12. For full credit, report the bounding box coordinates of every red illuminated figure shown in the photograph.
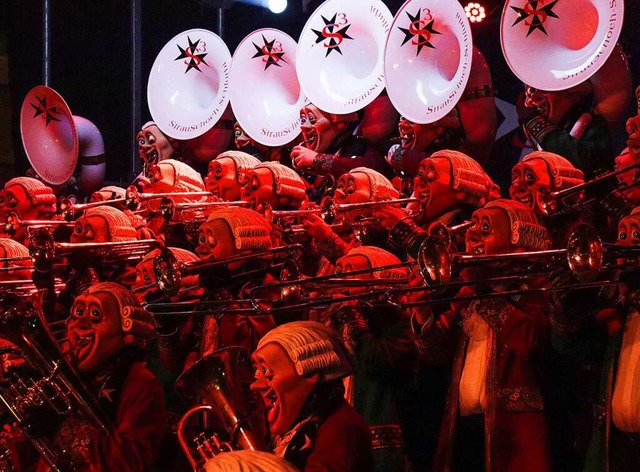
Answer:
[0,177,57,245]
[412,199,552,471]
[250,321,373,471]
[204,151,260,202]
[290,104,383,177]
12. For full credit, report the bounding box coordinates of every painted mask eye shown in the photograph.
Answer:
[138,137,146,146]
[619,231,627,241]
[525,171,535,181]
[633,230,640,239]
[90,308,101,322]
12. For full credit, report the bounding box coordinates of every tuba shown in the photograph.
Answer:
[229,28,306,148]
[175,347,265,471]
[0,296,112,471]
[20,85,106,196]
[296,0,392,115]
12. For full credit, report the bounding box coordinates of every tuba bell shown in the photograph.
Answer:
[0,296,112,471]
[175,347,265,471]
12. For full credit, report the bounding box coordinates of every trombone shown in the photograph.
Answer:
[148,244,303,299]
[3,212,74,237]
[124,186,214,211]
[385,225,634,306]
[159,197,249,223]
[27,227,160,272]
[58,196,126,221]
[537,161,640,216]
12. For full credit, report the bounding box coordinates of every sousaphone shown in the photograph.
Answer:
[147,28,232,141]
[20,85,106,196]
[500,0,624,91]
[384,0,473,124]
[229,28,306,147]
[296,0,393,114]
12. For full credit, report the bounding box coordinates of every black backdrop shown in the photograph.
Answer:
[5,0,640,186]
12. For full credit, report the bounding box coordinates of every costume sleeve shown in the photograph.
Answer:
[305,413,373,472]
[388,146,426,177]
[92,366,167,471]
[311,142,384,177]
[351,318,417,379]
[526,117,613,177]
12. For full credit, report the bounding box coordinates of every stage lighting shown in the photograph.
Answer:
[464,2,486,23]
[268,0,287,13]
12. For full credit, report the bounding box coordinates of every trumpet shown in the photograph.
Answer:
[159,197,249,223]
[537,161,640,216]
[0,297,112,471]
[59,196,126,221]
[124,186,214,211]
[175,347,265,471]
[27,227,160,272]
[3,212,74,237]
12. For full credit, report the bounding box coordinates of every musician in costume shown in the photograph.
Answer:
[204,150,261,202]
[135,158,207,239]
[250,320,373,471]
[0,177,57,245]
[518,83,615,178]
[290,103,383,178]
[136,121,176,175]
[412,199,553,471]
[377,150,500,256]
[322,246,418,472]
[510,151,585,247]
[549,206,640,472]
[89,185,127,207]
[303,167,400,275]
[5,283,165,471]
[386,47,497,180]
[240,161,307,212]
[187,207,276,362]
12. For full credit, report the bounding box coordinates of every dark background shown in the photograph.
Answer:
[3,0,639,187]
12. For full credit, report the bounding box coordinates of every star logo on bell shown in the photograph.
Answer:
[174,36,209,73]
[510,0,559,37]
[252,35,287,70]
[398,8,442,56]
[311,13,354,57]
[30,95,61,127]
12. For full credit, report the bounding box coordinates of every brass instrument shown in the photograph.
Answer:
[247,259,409,313]
[59,196,126,221]
[427,220,474,248]
[159,197,248,223]
[27,227,159,272]
[537,161,640,216]
[3,212,74,237]
[150,245,302,299]
[124,186,214,211]
[0,297,112,471]
[175,347,265,471]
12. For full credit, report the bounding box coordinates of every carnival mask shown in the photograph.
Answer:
[509,159,552,213]
[617,213,640,246]
[70,215,111,243]
[413,157,462,223]
[205,158,242,201]
[465,207,514,256]
[250,342,318,436]
[300,105,342,153]
[398,116,444,151]
[626,114,640,160]
[136,124,174,168]
[67,291,126,372]
[234,123,253,150]
[195,219,237,261]
[240,169,278,210]
[524,86,579,125]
